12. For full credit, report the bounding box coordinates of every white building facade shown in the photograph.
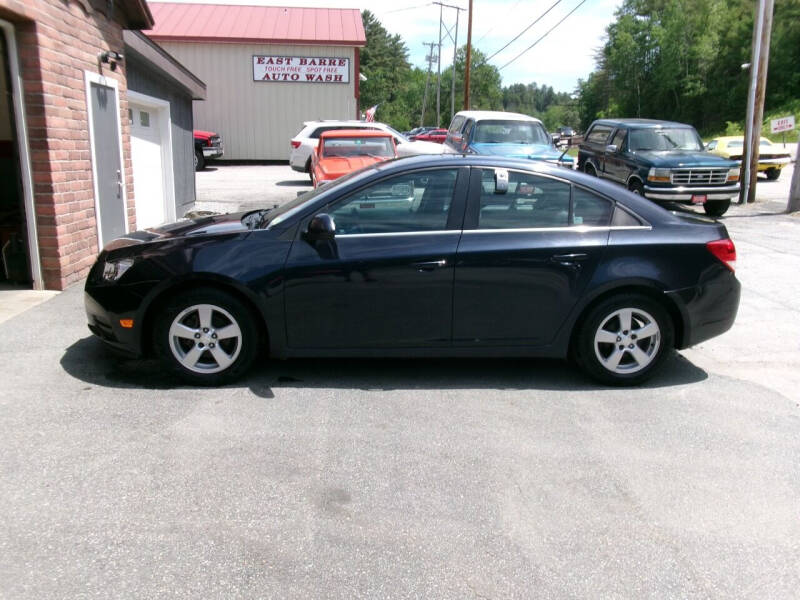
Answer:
[147,3,366,161]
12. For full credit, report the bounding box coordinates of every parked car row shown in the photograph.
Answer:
[202,111,781,219]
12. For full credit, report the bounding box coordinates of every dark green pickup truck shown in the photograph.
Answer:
[577,119,740,216]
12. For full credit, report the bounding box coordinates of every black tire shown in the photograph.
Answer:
[194,149,205,171]
[584,162,597,176]
[703,199,730,217]
[765,168,781,181]
[628,179,644,195]
[574,293,674,386]
[306,158,314,183]
[153,287,260,386]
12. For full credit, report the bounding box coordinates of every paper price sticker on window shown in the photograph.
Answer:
[253,56,350,83]
[770,116,795,134]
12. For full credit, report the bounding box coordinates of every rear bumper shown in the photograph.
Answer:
[644,183,740,201]
[667,271,741,349]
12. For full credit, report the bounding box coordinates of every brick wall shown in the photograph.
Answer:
[0,0,138,289]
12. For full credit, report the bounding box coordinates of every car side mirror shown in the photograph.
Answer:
[494,169,509,194]
[305,213,336,241]
[605,144,618,154]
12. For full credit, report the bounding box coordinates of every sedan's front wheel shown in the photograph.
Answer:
[575,294,673,385]
[154,288,259,385]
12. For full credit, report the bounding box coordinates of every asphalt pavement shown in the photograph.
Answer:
[1,161,799,598]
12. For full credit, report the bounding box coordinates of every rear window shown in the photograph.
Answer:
[586,124,613,144]
[311,125,373,139]
[322,136,395,158]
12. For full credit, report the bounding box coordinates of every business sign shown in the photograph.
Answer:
[770,115,795,133]
[253,56,350,83]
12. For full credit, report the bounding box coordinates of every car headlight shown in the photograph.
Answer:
[102,257,134,281]
[727,167,740,182]
[647,167,671,182]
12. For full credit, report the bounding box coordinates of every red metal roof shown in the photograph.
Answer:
[145,3,366,46]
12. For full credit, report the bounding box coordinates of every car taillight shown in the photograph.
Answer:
[706,238,736,272]
[291,140,301,149]
[206,138,213,147]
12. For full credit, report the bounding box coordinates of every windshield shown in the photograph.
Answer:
[473,120,551,145]
[629,127,703,151]
[322,136,395,158]
[261,167,380,229]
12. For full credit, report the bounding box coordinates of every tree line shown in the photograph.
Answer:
[359,11,577,132]
[361,3,798,137]
[578,0,799,135]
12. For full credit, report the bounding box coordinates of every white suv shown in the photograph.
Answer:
[290,120,444,178]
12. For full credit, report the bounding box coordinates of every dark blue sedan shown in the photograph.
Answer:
[85,155,740,386]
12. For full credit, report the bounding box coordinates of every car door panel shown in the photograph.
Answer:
[283,167,468,349]
[453,168,609,346]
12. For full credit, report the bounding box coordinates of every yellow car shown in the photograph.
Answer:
[706,136,792,180]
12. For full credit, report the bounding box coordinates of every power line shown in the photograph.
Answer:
[498,0,588,70]
[475,0,522,43]
[484,0,563,63]
[382,3,432,14]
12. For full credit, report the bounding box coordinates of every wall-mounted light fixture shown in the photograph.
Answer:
[98,50,124,72]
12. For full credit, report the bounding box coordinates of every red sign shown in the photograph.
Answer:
[253,56,350,83]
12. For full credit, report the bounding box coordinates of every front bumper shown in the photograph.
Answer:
[203,146,224,159]
[644,183,740,201]
[84,289,142,357]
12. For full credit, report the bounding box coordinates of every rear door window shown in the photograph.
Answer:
[476,170,570,229]
[586,124,613,145]
[573,187,613,226]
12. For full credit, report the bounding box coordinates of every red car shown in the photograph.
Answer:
[311,129,397,187]
[410,128,448,143]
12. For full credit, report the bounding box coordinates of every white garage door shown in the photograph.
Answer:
[130,102,167,229]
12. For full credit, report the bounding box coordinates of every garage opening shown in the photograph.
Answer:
[0,28,31,288]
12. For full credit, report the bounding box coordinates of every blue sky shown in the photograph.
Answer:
[150,0,621,92]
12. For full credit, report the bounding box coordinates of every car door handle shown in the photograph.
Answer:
[550,253,589,263]
[413,259,447,271]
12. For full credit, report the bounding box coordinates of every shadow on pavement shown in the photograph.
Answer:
[61,336,707,397]
[276,179,312,187]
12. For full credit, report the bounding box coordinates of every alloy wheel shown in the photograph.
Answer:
[168,303,242,374]
[593,307,661,374]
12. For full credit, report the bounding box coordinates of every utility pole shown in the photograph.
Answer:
[464,0,473,110]
[421,42,438,126]
[789,134,800,212]
[432,2,465,126]
[436,2,443,127]
[741,0,775,204]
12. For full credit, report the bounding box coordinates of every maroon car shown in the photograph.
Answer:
[410,128,448,143]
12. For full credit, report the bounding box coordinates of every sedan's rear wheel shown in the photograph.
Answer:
[154,288,259,385]
[765,168,781,181]
[575,294,673,385]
